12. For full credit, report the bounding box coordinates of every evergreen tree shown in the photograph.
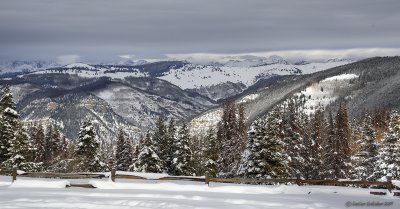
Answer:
[171,123,194,176]
[3,127,34,171]
[0,86,18,165]
[282,99,306,177]
[352,113,379,180]
[238,103,247,152]
[237,123,256,178]
[203,127,219,177]
[51,126,62,158]
[217,101,241,176]
[44,125,54,166]
[74,120,105,172]
[165,119,176,173]
[33,124,46,164]
[240,110,289,178]
[135,132,163,173]
[152,116,168,170]
[322,111,337,179]
[59,135,69,159]
[115,129,133,171]
[372,111,400,179]
[334,103,352,178]
[304,110,325,179]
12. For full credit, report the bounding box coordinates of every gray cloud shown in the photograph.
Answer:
[0,0,399,62]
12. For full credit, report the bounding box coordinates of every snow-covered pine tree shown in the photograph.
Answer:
[59,135,69,159]
[44,124,54,166]
[282,99,306,177]
[135,131,163,173]
[217,101,241,176]
[304,109,325,179]
[237,120,257,177]
[203,127,219,177]
[240,109,289,178]
[334,103,352,179]
[238,103,247,152]
[115,129,133,171]
[372,111,400,179]
[51,126,62,159]
[352,113,379,180]
[74,120,105,172]
[33,124,46,164]
[171,123,194,176]
[0,87,39,172]
[165,119,176,173]
[322,111,337,179]
[152,116,168,170]
[0,86,18,167]
[3,126,37,171]
[130,135,144,171]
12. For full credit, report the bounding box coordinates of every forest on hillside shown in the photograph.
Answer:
[1,85,399,181]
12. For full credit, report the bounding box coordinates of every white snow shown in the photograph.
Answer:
[32,66,148,79]
[159,61,351,90]
[65,63,96,70]
[322,73,359,82]
[238,93,259,103]
[0,175,398,209]
[294,74,359,114]
[113,171,169,180]
[9,179,70,188]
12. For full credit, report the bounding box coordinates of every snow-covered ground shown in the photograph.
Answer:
[295,73,359,114]
[160,61,351,90]
[0,175,398,209]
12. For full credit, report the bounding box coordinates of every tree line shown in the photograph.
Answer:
[1,85,399,181]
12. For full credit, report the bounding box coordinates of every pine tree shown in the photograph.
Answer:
[115,129,133,171]
[322,111,337,179]
[3,127,34,171]
[372,111,400,179]
[44,124,54,166]
[51,126,62,158]
[74,120,105,172]
[0,86,18,166]
[165,119,176,173]
[33,124,46,164]
[352,113,379,180]
[171,123,194,176]
[217,101,241,176]
[152,116,168,170]
[240,110,289,178]
[304,110,325,179]
[135,132,163,173]
[282,99,306,177]
[334,103,352,179]
[238,103,247,152]
[203,127,219,177]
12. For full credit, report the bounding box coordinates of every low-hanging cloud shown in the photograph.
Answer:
[57,55,80,65]
[0,0,399,62]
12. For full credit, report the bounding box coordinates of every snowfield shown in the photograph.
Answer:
[0,176,398,209]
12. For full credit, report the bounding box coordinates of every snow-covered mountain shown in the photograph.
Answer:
[8,56,353,101]
[189,56,400,135]
[1,73,216,142]
[0,60,61,76]
[0,56,358,141]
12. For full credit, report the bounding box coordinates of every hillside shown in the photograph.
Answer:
[189,56,400,133]
[0,74,215,141]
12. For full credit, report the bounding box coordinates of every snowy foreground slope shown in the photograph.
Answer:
[0,176,398,209]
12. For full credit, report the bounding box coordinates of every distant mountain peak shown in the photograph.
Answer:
[64,63,95,69]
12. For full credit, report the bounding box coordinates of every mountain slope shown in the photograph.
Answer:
[189,56,400,133]
[1,73,216,141]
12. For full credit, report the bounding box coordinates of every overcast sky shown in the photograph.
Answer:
[1,0,400,63]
